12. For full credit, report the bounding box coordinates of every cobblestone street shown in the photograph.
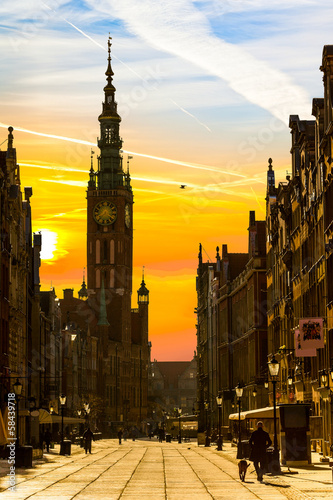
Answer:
[0,439,332,500]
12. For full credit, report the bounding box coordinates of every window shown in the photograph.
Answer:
[110,239,114,263]
[96,239,100,264]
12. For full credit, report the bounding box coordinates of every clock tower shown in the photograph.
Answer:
[87,37,133,343]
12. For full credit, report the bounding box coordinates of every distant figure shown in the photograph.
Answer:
[158,428,164,443]
[83,427,94,454]
[118,429,123,445]
[249,421,272,481]
[44,428,52,452]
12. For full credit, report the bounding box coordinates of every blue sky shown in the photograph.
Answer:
[1,1,332,359]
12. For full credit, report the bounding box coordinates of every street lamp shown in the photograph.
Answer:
[177,408,182,443]
[204,401,210,447]
[268,356,281,473]
[13,379,22,448]
[84,402,90,424]
[216,393,223,451]
[59,394,66,455]
[235,383,243,459]
[252,387,257,398]
[321,370,328,387]
[264,380,269,390]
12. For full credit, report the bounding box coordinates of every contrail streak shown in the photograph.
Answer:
[170,100,211,132]
[0,123,245,177]
[41,2,212,132]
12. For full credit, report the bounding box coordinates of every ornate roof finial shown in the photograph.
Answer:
[138,266,149,303]
[106,35,114,83]
[8,126,13,149]
[78,267,88,299]
[90,150,95,172]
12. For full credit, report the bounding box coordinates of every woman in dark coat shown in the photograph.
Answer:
[249,421,272,481]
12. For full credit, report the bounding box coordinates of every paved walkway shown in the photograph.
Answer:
[0,439,332,499]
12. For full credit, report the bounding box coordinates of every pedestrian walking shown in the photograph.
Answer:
[158,428,164,443]
[249,421,272,481]
[118,429,123,445]
[44,428,52,452]
[83,427,94,454]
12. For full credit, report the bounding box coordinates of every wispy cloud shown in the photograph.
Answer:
[0,122,245,177]
[87,0,311,123]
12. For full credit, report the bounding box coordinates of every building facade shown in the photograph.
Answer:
[196,212,268,434]
[0,127,43,446]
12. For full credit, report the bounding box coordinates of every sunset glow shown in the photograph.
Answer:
[1,1,330,360]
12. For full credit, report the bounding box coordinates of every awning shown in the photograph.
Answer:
[229,406,278,421]
[39,409,52,424]
[50,415,85,425]
[38,410,85,425]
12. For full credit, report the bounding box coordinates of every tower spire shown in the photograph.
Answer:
[138,267,149,304]
[78,267,88,299]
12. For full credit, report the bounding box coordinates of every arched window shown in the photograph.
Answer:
[105,127,111,143]
[110,239,114,264]
[96,240,100,264]
[103,240,108,263]
[96,269,100,288]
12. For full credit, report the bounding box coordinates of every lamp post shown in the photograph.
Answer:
[321,370,328,387]
[13,379,23,448]
[59,394,66,455]
[84,402,90,425]
[204,401,210,447]
[268,356,281,473]
[177,408,182,443]
[235,383,243,459]
[216,393,222,451]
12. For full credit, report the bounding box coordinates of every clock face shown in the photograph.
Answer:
[93,201,117,225]
[125,204,131,228]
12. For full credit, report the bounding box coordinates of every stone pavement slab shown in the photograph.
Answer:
[0,439,332,499]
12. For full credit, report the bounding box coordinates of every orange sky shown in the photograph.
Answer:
[17,139,270,361]
[1,1,327,359]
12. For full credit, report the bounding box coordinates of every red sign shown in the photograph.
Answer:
[295,329,317,357]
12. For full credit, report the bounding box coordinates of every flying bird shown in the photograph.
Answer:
[180,185,186,189]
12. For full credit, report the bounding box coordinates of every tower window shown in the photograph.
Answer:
[110,269,115,288]
[103,240,108,263]
[110,239,115,264]
[96,269,100,288]
[105,127,111,143]
[96,239,100,264]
